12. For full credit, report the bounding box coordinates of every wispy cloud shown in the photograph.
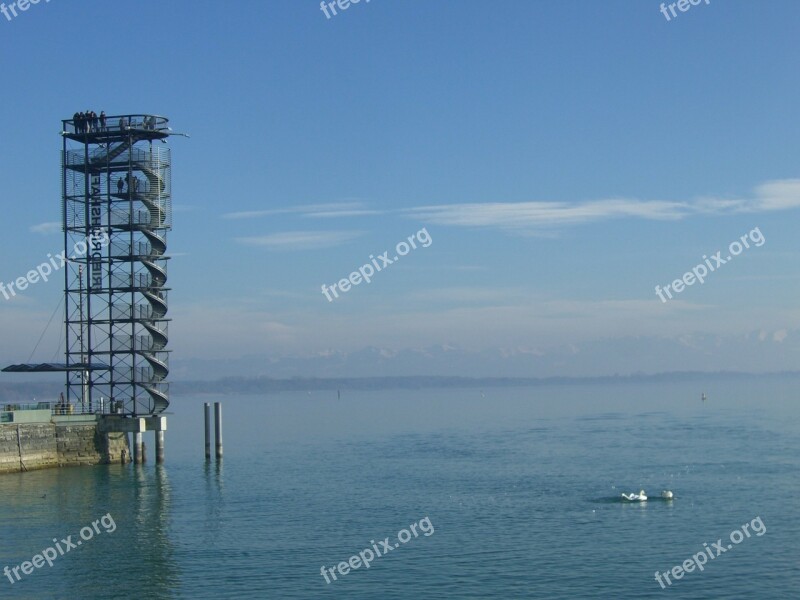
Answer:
[405,179,800,231]
[234,230,362,250]
[405,286,530,304]
[734,179,800,212]
[30,222,61,235]
[408,199,688,229]
[306,209,381,218]
[223,202,380,220]
[221,179,800,233]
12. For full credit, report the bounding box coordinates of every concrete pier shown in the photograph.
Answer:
[214,402,223,459]
[0,416,131,474]
[99,415,167,466]
[1,415,164,470]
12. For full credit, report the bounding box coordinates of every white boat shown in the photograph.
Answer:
[621,489,647,502]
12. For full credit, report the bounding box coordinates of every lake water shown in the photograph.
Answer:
[0,377,798,598]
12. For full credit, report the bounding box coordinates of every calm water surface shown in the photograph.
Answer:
[0,377,798,599]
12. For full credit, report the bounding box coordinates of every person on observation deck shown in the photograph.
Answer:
[99,111,107,132]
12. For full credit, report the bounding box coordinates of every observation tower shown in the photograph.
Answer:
[60,114,175,416]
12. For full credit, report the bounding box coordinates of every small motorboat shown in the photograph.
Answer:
[661,490,674,500]
[621,489,648,502]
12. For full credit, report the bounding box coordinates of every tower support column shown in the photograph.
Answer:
[155,430,165,464]
[133,432,143,464]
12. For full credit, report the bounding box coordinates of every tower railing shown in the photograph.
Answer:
[62,114,170,136]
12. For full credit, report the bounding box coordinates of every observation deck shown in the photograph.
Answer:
[61,114,172,144]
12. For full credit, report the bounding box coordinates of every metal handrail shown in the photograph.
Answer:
[62,114,170,135]
[2,402,54,412]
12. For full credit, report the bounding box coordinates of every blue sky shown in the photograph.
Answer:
[0,0,799,377]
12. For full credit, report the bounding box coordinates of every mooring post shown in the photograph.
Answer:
[204,402,211,460]
[133,432,143,464]
[214,401,223,459]
[155,431,165,464]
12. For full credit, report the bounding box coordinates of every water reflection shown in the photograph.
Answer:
[202,460,225,541]
[0,464,179,598]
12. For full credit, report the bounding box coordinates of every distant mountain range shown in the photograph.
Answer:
[2,331,797,399]
[171,370,800,395]
[168,331,799,381]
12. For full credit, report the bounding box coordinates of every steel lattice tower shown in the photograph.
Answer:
[61,114,175,415]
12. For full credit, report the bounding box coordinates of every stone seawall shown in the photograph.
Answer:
[0,423,57,473]
[0,421,130,474]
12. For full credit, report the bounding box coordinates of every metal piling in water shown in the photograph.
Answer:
[204,402,212,461]
[214,402,223,459]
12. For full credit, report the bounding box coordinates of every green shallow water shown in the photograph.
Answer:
[0,377,798,598]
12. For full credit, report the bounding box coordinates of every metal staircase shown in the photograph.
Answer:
[61,115,176,415]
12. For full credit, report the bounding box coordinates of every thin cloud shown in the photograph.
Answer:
[234,230,362,250]
[741,179,800,212]
[223,202,376,220]
[406,179,800,230]
[408,198,688,229]
[694,180,800,213]
[306,209,382,218]
[405,286,530,304]
[30,222,61,235]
